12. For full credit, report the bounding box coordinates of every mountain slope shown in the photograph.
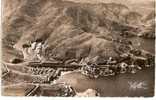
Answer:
[2,0,154,62]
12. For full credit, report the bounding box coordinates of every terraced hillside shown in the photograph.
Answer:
[2,0,155,62]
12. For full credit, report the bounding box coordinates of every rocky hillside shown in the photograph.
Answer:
[2,0,155,62]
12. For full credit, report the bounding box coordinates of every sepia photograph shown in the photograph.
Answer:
[1,0,155,97]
